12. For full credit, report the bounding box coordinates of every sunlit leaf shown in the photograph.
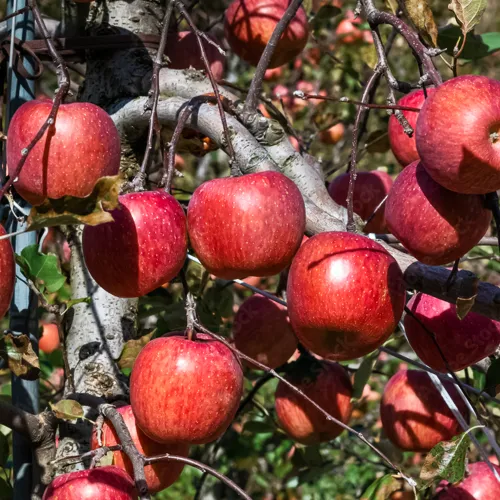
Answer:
[448,0,487,34]
[50,400,84,421]
[438,26,500,59]
[456,294,477,320]
[118,331,155,370]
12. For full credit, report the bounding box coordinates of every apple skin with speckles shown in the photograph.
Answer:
[327,170,393,233]
[233,294,297,369]
[275,360,352,445]
[436,462,500,499]
[187,171,306,280]
[286,232,405,361]
[42,466,137,500]
[416,75,500,194]
[0,225,15,321]
[82,191,187,298]
[385,161,491,266]
[130,334,244,445]
[90,405,189,493]
[405,293,500,373]
[224,0,309,68]
[381,369,468,452]
[388,88,435,167]
[7,100,121,205]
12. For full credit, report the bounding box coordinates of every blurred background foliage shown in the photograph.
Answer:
[1,0,500,499]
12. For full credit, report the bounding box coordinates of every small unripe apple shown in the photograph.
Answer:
[275,359,353,444]
[380,369,468,452]
[7,100,120,205]
[224,0,309,68]
[187,171,306,280]
[39,323,60,354]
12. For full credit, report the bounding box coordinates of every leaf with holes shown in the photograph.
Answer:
[448,0,487,34]
[404,0,438,46]
[0,332,40,380]
[50,400,84,421]
[360,474,402,499]
[420,431,470,484]
[118,331,155,370]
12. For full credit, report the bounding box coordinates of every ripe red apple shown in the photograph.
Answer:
[166,31,225,81]
[319,123,345,145]
[39,323,60,354]
[436,462,500,499]
[404,293,500,373]
[187,171,306,280]
[264,67,283,81]
[83,191,187,298]
[385,161,491,265]
[90,405,188,493]
[336,11,363,44]
[286,232,405,361]
[416,75,500,194]
[274,359,353,444]
[130,333,243,445]
[0,225,15,320]
[224,0,309,68]
[233,294,297,369]
[7,100,120,205]
[328,170,393,233]
[42,466,137,500]
[388,88,435,167]
[380,369,468,452]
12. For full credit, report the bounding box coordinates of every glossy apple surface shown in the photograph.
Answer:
[385,161,491,265]
[275,359,352,444]
[287,232,405,361]
[328,170,393,233]
[39,323,60,354]
[42,466,137,500]
[0,225,15,320]
[388,88,435,167]
[83,191,187,298]
[7,100,120,205]
[224,0,309,68]
[90,405,188,493]
[233,294,297,369]
[380,369,468,452]
[405,293,500,373]
[187,171,306,280]
[130,334,243,445]
[416,75,500,194]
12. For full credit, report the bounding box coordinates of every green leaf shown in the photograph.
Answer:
[64,297,92,311]
[242,420,275,434]
[438,25,500,59]
[0,476,13,499]
[16,245,66,293]
[118,331,155,370]
[448,0,487,34]
[484,358,500,396]
[420,431,471,484]
[50,400,84,421]
[0,432,9,467]
[352,352,378,399]
[302,446,323,467]
[360,474,402,499]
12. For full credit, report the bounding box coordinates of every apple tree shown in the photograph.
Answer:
[1,0,500,499]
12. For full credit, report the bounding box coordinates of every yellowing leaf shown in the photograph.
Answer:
[404,0,439,46]
[50,400,84,421]
[0,333,40,380]
[456,294,477,320]
[448,0,487,34]
[118,331,155,370]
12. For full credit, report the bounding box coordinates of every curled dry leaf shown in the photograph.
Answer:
[404,0,438,47]
[448,0,487,34]
[0,332,40,380]
[50,400,84,421]
[27,175,122,230]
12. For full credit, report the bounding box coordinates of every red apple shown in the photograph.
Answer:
[380,369,468,452]
[82,191,187,298]
[0,225,15,320]
[319,122,345,145]
[286,232,405,361]
[437,462,500,499]
[404,293,500,373]
[42,466,137,500]
[39,323,60,354]
[336,11,363,44]
[388,88,435,167]
[166,31,225,81]
[130,333,243,445]
[187,171,306,280]
[328,170,393,233]
[416,75,500,194]
[274,359,353,444]
[385,161,491,265]
[264,67,283,81]
[7,100,120,205]
[224,0,309,68]
[90,405,188,493]
[233,294,297,369]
